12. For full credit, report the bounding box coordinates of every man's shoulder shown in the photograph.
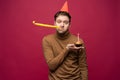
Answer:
[42,33,55,41]
[71,34,77,38]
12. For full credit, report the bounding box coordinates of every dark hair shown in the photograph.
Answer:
[54,11,71,22]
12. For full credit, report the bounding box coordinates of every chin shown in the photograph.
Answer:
[57,30,65,34]
[58,31,64,34]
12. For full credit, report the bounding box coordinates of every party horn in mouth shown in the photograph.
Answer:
[32,21,59,29]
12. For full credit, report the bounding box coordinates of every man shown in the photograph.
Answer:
[42,11,88,80]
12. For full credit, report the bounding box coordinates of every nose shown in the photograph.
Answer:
[60,22,64,28]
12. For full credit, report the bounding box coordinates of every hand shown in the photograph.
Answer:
[66,44,84,50]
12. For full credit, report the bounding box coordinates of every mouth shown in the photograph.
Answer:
[58,26,64,31]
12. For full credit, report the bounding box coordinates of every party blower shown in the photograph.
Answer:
[32,21,59,29]
[32,21,83,47]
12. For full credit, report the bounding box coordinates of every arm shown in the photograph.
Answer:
[79,42,88,80]
[42,37,69,72]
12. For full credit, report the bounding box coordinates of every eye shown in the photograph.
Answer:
[64,21,69,24]
[56,20,61,23]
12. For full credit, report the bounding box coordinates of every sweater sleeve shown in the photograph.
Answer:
[42,37,69,72]
[79,40,88,80]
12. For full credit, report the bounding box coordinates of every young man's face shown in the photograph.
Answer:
[55,15,70,34]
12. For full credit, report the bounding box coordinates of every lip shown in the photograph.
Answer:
[58,27,64,30]
[58,28,64,31]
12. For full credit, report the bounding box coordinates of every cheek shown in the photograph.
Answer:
[64,25,69,30]
[55,23,60,26]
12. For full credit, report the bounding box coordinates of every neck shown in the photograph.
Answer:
[56,30,71,40]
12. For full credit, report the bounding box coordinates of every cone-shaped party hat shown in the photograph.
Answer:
[60,0,68,12]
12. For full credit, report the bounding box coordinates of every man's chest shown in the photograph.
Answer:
[50,38,77,56]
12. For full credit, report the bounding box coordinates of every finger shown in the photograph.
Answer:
[80,46,84,49]
[67,44,74,47]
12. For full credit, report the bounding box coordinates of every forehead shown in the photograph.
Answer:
[56,15,69,21]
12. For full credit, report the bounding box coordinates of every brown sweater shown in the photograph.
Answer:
[42,31,88,80]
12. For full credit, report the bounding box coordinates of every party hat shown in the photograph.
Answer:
[60,0,68,12]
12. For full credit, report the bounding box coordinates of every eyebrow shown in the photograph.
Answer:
[56,19,69,22]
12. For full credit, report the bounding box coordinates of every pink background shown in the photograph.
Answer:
[0,0,120,80]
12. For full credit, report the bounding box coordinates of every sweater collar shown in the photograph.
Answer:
[55,30,71,40]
